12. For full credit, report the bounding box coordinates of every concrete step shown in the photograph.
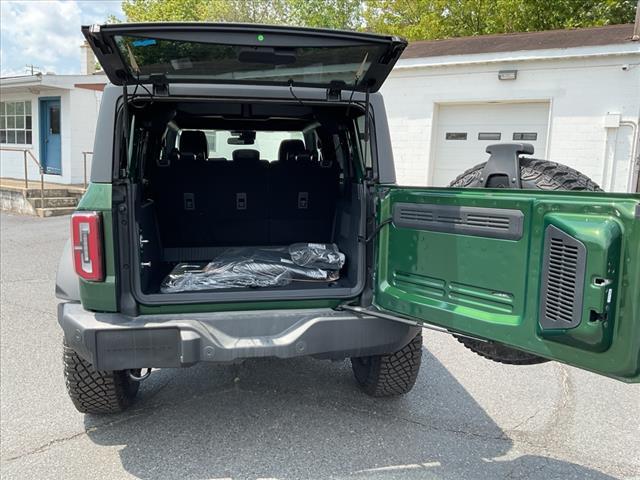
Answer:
[36,206,76,217]
[30,196,79,208]
[26,188,84,199]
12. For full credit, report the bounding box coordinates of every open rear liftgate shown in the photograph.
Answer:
[341,143,558,345]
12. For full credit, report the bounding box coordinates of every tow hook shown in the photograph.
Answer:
[128,368,152,382]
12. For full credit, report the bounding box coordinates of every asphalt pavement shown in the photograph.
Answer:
[1,212,639,480]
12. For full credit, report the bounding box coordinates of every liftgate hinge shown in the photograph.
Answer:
[86,25,112,55]
[339,305,487,342]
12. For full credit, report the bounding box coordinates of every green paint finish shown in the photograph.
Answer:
[76,183,118,312]
[375,186,640,382]
[76,182,112,209]
[139,299,342,315]
[75,183,350,315]
[541,213,622,352]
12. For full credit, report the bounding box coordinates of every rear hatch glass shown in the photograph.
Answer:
[82,23,407,92]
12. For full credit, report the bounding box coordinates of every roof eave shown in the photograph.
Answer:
[394,43,640,69]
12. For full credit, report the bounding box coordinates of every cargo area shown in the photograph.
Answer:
[126,99,369,302]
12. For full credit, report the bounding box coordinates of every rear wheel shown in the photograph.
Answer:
[63,342,139,414]
[351,332,422,396]
[449,157,603,365]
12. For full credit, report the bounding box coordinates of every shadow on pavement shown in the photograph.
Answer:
[85,348,613,480]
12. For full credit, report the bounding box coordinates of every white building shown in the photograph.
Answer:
[382,24,640,192]
[0,44,106,185]
[2,25,637,192]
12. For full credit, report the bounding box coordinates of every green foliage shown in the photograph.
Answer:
[121,0,217,22]
[284,0,363,29]
[117,0,637,40]
[120,0,363,28]
[121,0,283,24]
[363,0,638,40]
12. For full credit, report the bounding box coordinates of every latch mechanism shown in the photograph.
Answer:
[150,73,169,96]
[326,80,344,101]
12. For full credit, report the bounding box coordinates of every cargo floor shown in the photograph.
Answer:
[143,245,354,295]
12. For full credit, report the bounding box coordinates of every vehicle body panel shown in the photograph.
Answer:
[56,22,640,380]
[74,183,117,312]
[59,302,419,370]
[374,186,640,381]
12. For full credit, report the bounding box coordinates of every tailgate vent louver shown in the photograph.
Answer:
[539,225,586,329]
[393,203,524,240]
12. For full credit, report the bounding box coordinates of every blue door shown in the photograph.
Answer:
[40,98,61,174]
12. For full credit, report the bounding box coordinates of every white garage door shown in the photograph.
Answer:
[431,102,549,186]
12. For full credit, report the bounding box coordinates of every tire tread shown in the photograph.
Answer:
[63,342,138,414]
[352,333,422,397]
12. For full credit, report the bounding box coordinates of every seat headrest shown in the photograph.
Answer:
[278,139,306,163]
[179,130,208,162]
[232,149,260,163]
[293,152,313,164]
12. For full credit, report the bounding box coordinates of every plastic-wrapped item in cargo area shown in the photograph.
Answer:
[288,243,345,270]
[160,246,341,293]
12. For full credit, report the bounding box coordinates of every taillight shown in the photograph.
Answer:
[71,211,104,281]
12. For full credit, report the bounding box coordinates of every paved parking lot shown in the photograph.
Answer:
[1,212,639,480]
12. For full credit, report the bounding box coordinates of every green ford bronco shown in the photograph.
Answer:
[56,23,640,414]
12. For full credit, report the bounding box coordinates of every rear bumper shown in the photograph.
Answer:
[58,303,419,371]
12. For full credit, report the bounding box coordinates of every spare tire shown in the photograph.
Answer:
[450,157,602,191]
[449,157,603,365]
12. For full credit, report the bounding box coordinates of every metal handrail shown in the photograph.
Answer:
[0,146,45,205]
[82,151,93,189]
[1,147,91,208]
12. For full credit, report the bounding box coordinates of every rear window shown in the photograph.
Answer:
[116,35,385,87]
[178,130,304,161]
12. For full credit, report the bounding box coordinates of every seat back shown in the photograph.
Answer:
[152,130,213,246]
[151,136,339,248]
[269,141,337,244]
[207,148,269,245]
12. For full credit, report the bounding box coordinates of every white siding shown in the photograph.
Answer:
[68,88,102,184]
[0,75,106,185]
[0,87,101,185]
[59,90,72,183]
[381,50,640,191]
[0,92,43,183]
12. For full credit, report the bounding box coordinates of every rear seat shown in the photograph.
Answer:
[209,149,270,245]
[269,140,338,244]
[153,130,210,247]
[152,135,339,248]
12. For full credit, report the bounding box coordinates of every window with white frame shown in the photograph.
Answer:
[0,100,33,145]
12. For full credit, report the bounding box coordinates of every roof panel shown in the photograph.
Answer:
[402,24,636,59]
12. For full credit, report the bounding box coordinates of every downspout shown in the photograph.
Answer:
[633,0,640,42]
[622,119,639,192]
[602,119,638,192]
[622,0,639,191]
